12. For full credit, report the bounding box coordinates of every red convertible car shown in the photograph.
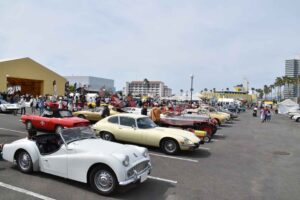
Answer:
[21,110,90,134]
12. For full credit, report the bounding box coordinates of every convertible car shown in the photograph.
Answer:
[159,112,217,137]
[0,99,20,113]
[73,106,119,122]
[92,113,201,155]
[21,109,90,134]
[1,127,151,195]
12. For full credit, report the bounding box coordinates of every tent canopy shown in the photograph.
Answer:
[278,99,299,114]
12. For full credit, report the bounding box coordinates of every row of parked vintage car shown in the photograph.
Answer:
[287,111,300,122]
[1,104,239,195]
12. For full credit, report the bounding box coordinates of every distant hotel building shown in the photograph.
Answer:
[284,59,300,98]
[65,76,115,93]
[124,80,172,97]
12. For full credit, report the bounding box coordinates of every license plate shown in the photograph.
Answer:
[140,172,148,183]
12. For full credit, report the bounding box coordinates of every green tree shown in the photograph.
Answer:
[255,89,264,99]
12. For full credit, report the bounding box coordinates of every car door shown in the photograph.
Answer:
[39,144,68,178]
[117,116,142,144]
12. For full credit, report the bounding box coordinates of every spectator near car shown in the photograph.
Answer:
[150,103,162,125]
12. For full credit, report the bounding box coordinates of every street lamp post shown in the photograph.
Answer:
[190,74,194,102]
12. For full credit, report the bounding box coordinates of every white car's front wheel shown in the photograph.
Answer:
[16,151,33,173]
[89,166,117,196]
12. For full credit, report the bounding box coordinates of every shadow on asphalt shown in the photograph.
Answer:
[115,179,175,199]
[212,135,227,140]
[7,164,174,199]
[220,124,232,128]
[148,147,211,159]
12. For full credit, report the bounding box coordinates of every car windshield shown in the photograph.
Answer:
[137,117,157,129]
[0,100,8,104]
[60,127,97,144]
[59,110,73,118]
[94,107,104,113]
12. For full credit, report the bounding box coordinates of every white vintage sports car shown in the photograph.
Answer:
[2,127,151,195]
[0,99,20,112]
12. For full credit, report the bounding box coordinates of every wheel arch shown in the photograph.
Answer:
[13,146,40,171]
[86,162,119,185]
[159,137,180,148]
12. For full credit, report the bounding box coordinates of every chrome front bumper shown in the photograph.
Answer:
[119,163,152,186]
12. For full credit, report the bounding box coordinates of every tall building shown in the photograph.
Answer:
[124,80,172,97]
[284,59,300,98]
[65,76,115,93]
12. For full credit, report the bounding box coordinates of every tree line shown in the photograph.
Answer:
[252,75,300,100]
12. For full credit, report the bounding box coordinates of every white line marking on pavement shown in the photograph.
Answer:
[198,147,210,151]
[0,127,27,135]
[148,176,178,184]
[149,153,198,163]
[214,134,224,137]
[0,181,56,200]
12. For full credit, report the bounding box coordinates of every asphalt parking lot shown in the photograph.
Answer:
[0,111,300,200]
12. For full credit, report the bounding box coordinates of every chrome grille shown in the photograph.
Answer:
[127,161,150,178]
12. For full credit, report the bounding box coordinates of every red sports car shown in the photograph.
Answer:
[21,109,90,134]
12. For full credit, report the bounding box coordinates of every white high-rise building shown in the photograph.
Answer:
[283,59,300,98]
[124,80,172,97]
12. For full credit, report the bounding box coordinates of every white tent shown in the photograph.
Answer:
[278,99,299,114]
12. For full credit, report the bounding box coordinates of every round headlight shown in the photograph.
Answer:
[183,137,191,144]
[122,155,130,167]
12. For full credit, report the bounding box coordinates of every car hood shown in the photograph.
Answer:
[2,103,20,108]
[69,139,146,163]
[153,127,200,142]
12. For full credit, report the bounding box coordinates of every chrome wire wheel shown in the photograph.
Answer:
[163,140,178,154]
[102,132,113,141]
[17,151,32,173]
[94,170,114,193]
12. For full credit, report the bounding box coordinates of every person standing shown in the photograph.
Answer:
[260,107,266,123]
[101,104,110,118]
[19,96,26,115]
[31,96,37,114]
[150,103,162,125]
[39,97,45,115]
[141,104,148,116]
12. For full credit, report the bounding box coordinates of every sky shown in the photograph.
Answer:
[0,0,300,94]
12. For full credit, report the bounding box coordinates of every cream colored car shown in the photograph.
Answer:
[92,113,201,155]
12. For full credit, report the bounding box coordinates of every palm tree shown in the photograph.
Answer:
[255,89,263,99]
[263,85,271,99]
[180,89,183,96]
[204,88,208,92]
[269,84,275,100]
[274,77,283,101]
[296,75,300,99]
